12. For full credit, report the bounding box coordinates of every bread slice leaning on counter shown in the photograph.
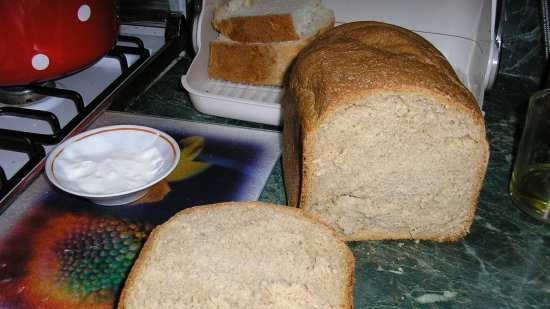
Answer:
[283,21,490,242]
[118,202,354,309]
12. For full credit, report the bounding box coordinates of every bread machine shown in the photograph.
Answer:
[182,0,501,125]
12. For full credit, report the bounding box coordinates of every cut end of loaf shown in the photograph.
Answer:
[120,202,354,309]
[305,92,488,241]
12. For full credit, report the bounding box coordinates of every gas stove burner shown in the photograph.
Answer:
[0,81,57,106]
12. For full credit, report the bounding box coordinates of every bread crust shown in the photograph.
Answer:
[283,21,490,242]
[118,202,355,309]
[213,14,300,43]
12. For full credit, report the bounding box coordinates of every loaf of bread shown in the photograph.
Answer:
[118,202,354,309]
[213,0,334,43]
[283,22,490,242]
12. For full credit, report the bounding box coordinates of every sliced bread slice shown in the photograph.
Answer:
[213,0,334,43]
[208,35,311,86]
[118,202,354,309]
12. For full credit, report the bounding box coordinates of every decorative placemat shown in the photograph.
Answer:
[0,111,281,308]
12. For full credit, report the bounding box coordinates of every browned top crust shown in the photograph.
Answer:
[287,21,484,133]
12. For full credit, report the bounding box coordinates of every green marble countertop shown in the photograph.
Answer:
[114,57,549,308]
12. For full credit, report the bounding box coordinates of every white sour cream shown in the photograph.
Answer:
[54,146,164,195]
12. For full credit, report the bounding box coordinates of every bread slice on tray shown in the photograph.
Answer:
[118,201,354,309]
[208,0,334,86]
[283,21,490,242]
[213,0,335,43]
[208,35,313,86]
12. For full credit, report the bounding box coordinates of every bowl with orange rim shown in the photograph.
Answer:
[45,125,180,206]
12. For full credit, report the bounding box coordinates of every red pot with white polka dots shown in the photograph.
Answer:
[0,0,118,87]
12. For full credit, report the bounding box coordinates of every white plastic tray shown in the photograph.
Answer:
[182,0,497,126]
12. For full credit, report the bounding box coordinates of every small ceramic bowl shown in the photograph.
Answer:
[45,125,180,206]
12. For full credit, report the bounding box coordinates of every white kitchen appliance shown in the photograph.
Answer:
[183,0,501,126]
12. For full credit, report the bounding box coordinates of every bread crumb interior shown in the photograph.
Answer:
[124,205,350,309]
[308,93,484,239]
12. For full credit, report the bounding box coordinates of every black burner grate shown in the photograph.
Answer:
[0,35,149,145]
[0,135,45,210]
